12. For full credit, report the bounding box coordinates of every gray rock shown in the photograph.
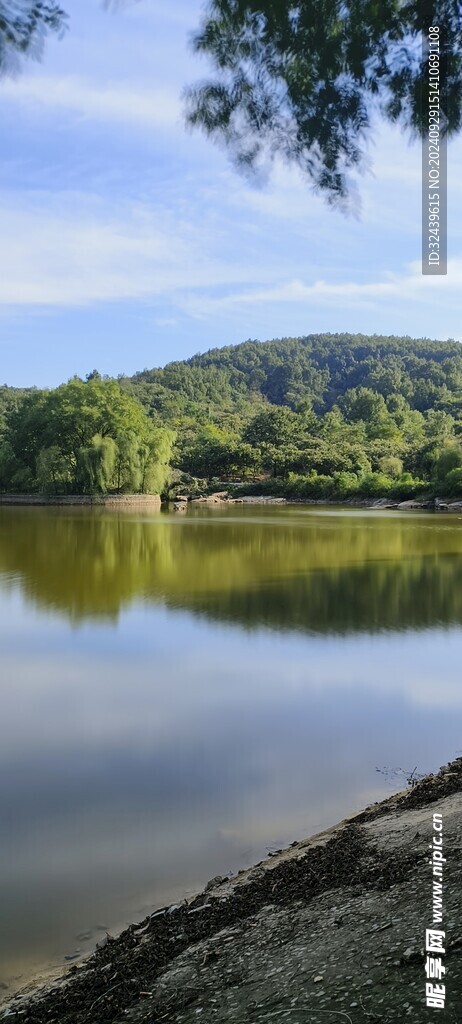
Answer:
[372,498,399,509]
[204,875,227,892]
[247,868,265,881]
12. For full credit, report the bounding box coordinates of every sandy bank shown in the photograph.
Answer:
[4,757,462,1023]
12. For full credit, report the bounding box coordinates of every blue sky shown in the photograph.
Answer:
[0,0,461,388]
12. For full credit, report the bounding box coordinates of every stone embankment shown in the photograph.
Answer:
[0,495,161,508]
[4,758,462,1024]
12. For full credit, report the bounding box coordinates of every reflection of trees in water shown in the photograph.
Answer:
[186,557,462,634]
[0,508,462,633]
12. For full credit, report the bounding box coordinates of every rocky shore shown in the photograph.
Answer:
[172,491,462,512]
[4,757,462,1024]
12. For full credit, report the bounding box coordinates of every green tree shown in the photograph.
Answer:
[6,377,173,495]
[114,432,143,492]
[76,435,118,495]
[359,472,392,497]
[0,439,20,491]
[185,0,462,206]
[341,387,388,425]
[139,426,176,495]
[178,427,241,478]
[379,455,404,479]
[243,406,304,448]
[434,443,462,481]
[234,441,261,478]
[445,467,462,496]
[425,409,456,441]
[0,2,66,76]
[36,445,72,494]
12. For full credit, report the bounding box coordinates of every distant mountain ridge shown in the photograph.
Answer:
[124,333,462,422]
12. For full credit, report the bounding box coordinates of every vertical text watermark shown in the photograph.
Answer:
[421,25,447,274]
[425,812,446,1009]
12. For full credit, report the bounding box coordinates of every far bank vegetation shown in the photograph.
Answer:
[1,335,462,501]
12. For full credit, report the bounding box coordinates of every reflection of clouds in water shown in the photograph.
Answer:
[1,605,461,861]
[0,612,460,966]
[1,509,462,971]
[0,604,461,773]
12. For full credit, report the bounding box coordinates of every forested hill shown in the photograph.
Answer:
[1,334,462,500]
[121,332,462,501]
[124,334,462,424]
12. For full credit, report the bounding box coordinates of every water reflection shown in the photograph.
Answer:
[1,506,462,631]
[0,506,461,989]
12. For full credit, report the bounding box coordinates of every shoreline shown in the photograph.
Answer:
[180,493,462,512]
[1,492,461,512]
[5,756,462,1023]
[0,494,161,507]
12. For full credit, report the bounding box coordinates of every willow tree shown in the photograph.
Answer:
[76,435,118,494]
[4,377,175,495]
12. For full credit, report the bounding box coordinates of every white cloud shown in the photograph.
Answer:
[1,90,461,328]
[1,620,461,768]
[0,191,281,307]
[1,75,181,129]
[181,260,462,318]
[1,0,462,344]
[1,186,461,323]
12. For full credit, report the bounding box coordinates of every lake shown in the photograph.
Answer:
[1,503,462,991]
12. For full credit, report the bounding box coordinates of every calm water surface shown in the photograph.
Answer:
[1,504,462,987]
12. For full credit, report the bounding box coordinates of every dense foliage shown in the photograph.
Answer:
[1,334,462,499]
[2,2,462,208]
[0,375,174,495]
[186,0,462,205]
[121,333,462,501]
[0,1,66,76]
